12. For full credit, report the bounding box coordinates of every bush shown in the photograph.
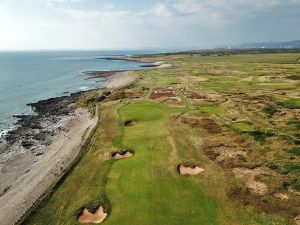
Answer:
[292,179,300,191]
[287,75,300,80]
[282,164,300,174]
[250,131,274,142]
[279,98,300,109]
[262,106,279,117]
[287,119,300,130]
[267,163,278,170]
[289,146,300,156]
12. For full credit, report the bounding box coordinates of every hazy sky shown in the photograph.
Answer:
[0,0,300,50]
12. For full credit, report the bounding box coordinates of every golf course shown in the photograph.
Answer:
[22,52,300,225]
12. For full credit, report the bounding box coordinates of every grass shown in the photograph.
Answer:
[199,106,224,115]
[232,121,256,132]
[280,98,300,109]
[106,101,219,225]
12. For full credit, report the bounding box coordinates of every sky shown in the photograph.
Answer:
[0,0,300,50]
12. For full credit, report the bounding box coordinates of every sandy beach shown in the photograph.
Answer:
[0,71,139,225]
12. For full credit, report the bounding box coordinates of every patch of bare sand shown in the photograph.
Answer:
[162,97,186,107]
[179,165,204,175]
[232,167,268,195]
[153,61,172,69]
[0,107,98,225]
[106,71,138,89]
[295,215,300,225]
[204,143,246,162]
[273,193,289,200]
[78,206,107,224]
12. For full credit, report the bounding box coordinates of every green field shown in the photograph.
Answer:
[23,53,300,225]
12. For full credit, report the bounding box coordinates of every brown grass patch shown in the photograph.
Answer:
[123,90,145,98]
[186,91,207,100]
[150,88,175,99]
[200,118,222,134]
[232,167,268,195]
[180,116,201,126]
[203,143,246,164]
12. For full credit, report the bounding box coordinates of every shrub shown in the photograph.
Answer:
[292,179,300,191]
[262,106,279,117]
[267,163,278,170]
[287,119,300,130]
[279,98,300,109]
[282,164,300,174]
[287,75,300,80]
[250,131,274,142]
[289,146,300,156]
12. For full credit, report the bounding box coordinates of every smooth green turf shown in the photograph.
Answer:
[232,121,256,132]
[199,106,224,115]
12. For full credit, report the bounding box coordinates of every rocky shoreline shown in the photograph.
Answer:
[4,91,85,150]
[2,70,127,151]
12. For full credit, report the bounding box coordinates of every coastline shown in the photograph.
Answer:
[0,69,142,225]
[0,58,171,225]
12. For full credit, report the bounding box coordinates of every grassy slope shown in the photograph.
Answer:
[23,53,300,225]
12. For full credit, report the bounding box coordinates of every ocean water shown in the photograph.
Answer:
[0,50,150,139]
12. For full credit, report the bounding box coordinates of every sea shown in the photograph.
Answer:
[0,50,154,142]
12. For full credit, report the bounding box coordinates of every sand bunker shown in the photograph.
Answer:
[124,120,136,127]
[78,206,107,224]
[178,164,204,175]
[112,150,133,160]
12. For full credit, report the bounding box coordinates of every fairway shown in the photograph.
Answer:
[106,101,218,225]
